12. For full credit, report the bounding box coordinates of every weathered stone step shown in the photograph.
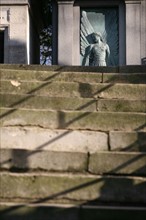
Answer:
[1,145,146,175]
[0,94,97,112]
[109,131,146,151]
[0,64,146,73]
[0,69,102,83]
[0,172,146,205]
[1,108,145,131]
[89,152,146,175]
[1,80,146,100]
[1,68,146,83]
[97,99,146,113]
[1,203,146,220]
[1,93,145,112]
[1,127,146,152]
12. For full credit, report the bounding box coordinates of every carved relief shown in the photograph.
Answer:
[80,9,119,66]
[0,8,10,24]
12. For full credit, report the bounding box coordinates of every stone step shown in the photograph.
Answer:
[0,93,145,112]
[1,145,146,175]
[0,204,146,220]
[0,94,97,112]
[0,64,146,73]
[0,69,102,83]
[1,108,146,131]
[1,80,146,100]
[1,127,146,152]
[0,172,146,205]
[97,99,146,113]
[1,68,146,83]
[89,151,146,175]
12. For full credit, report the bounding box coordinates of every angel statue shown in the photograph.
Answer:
[81,11,110,66]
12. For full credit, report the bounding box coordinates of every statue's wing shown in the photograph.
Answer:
[101,30,107,44]
[104,9,119,66]
[80,11,94,56]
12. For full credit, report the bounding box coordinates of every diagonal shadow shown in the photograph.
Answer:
[1,67,123,120]
[1,65,81,114]
[1,79,146,168]
[0,71,62,119]
[1,69,146,218]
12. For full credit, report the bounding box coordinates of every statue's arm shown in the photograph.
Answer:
[82,45,92,66]
[106,44,110,58]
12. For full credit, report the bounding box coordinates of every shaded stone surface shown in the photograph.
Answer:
[0,173,146,204]
[1,68,146,83]
[109,131,146,152]
[97,99,146,113]
[1,81,146,99]
[0,69,102,83]
[89,152,146,175]
[0,204,146,220]
[0,94,97,112]
[1,109,146,131]
[0,64,146,73]
[103,73,146,84]
[0,65,146,211]
[0,149,88,172]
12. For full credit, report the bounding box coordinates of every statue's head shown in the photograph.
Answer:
[92,32,102,43]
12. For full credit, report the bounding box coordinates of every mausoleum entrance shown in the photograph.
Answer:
[54,0,146,66]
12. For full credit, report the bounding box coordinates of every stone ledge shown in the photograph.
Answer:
[0,64,146,73]
[97,99,146,113]
[1,81,146,99]
[109,131,146,152]
[1,149,146,175]
[0,204,146,220]
[0,172,146,204]
[89,152,146,175]
[0,69,102,83]
[0,0,28,5]
[0,94,97,112]
[1,127,108,152]
[1,94,145,113]
[0,149,88,173]
[1,69,146,83]
[1,109,146,131]
[103,73,146,84]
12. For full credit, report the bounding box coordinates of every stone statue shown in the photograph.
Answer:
[81,11,110,66]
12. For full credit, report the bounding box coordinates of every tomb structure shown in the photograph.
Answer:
[0,0,42,64]
[53,0,146,66]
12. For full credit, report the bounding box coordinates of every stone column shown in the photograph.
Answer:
[141,0,146,63]
[125,0,141,65]
[57,1,74,65]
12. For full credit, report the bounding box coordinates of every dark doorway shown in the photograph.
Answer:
[0,31,4,63]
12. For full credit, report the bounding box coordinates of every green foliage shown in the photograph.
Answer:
[40,0,52,65]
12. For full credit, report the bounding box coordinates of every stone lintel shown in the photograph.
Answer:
[0,0,28,5]
[125,0,142,4]
[57,0,75,4]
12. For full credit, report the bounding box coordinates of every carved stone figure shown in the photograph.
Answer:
[81,11,110,66]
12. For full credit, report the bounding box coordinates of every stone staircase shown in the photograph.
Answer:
[0,65,146,220]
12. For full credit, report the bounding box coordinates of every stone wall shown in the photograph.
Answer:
[0,0,41,64]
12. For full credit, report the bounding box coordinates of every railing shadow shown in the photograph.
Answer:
[0,68,64,119]
[0,66,146,219]
[0,68,146,171]
[0,154,146,219]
